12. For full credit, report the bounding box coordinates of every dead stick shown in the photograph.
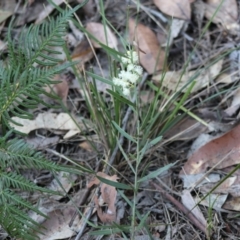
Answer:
[150,181,207,235]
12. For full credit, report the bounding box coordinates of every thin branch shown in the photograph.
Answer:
[150,181,207,235]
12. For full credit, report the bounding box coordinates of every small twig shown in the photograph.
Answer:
[150,181,207,235]
[156,177,181,197]
[68,188,90,228]
[74,202,95,240]
[105,72,148,174]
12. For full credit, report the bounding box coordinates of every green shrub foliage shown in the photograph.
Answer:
[0,6,79,239]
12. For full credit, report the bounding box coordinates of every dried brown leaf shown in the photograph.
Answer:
[128,18,165,74]
[180,124,240,176]
[204,0,239,32]
[37,206,80,239]
[31,195,86,239]
[71,38,94,71]
[153,0,191,20]
[223,197,240,211]
[88,172,118,223]
[153,59,223,93]
[43,74,69,105]
[10,113,84,139]
[79,141,93,151]
[86,22,118,49]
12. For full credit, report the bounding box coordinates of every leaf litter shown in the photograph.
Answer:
[153,0,191,20]
[10,112,90,139]
[87,172,118,223]
[3,0,240,239]
[180,124,240,175]
[128,18,166,74]
[86,22,118,50]
[153,59,223,93]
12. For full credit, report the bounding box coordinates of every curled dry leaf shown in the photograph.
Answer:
[44,74,69,106]
[10,112,84,139]
[128,18,165,74]
[88,172,118,223]
[153,0,191,20]
[204,0,239,32]
[37,206,81,240]
[86,22,118,50]
[153,59,223,93]
[35,190,90,239]
[179,124,240,176]
[71,38,94,71]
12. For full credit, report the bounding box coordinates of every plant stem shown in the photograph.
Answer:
[131,91,141,239]
[105,73,148,174]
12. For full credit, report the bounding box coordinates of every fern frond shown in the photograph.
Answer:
[0,205,37,240]
[0,7,79,128]
[0,5,84,239]
[0,137,81,174]
[8,7,77,69]
[0,136,83,239]
[0,171,60,195]
[0,189,46,217]
[0,63,73,127]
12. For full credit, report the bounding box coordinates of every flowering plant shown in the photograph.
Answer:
[113,51,143,96]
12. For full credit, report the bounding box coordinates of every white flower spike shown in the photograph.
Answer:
[114,50,143,96]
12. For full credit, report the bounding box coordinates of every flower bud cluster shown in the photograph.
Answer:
[113,51,143,96]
